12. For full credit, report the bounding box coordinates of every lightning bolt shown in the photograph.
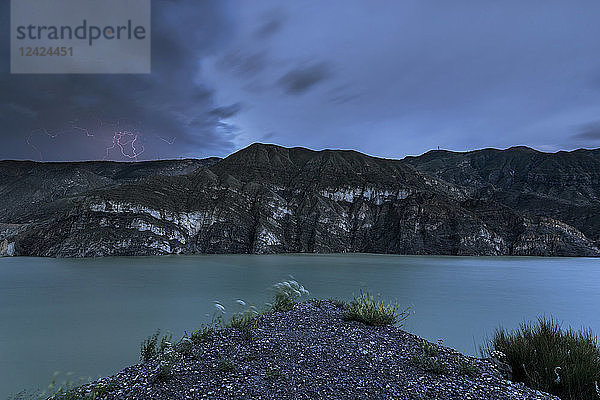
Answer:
[104,130,145,160]
[26,134,44,161]
[72,126,95,137]
[158,135,176,145]
[27,115,153,161]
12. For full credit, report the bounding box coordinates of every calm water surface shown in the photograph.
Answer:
[1,254,598,398]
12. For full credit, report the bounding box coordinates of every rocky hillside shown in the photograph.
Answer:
[1,144,598,257]
[404,147,600,244]
[49,300,558,400]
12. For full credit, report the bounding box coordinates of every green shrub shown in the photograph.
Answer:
[342,289,409,326]
[412,354,448,374]
[228,307,259,330]
[216,358,235,373]
[175,337,194,356]
[218,304,260,342]
[421,340,439,357]
[456,358,479,377]
[41,374,120,400]
[312,299,325,308]
[140,330,172,362]
[485,317,600,400]
[153,345,179,383]
[44,375,83,400]
[271,280,309,312]
[154,361,172,382]
[328,298,350,310]
[188,325,214,344]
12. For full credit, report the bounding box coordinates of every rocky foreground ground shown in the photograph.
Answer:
[58,300,558,400]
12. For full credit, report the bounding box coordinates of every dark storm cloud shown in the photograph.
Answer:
[202,1,600,158]
[0,0,239,161]
[254,10,285,39]
[261,132,276,140]
[277,63,332,95]
[573,121,600,141]
[210,103,243,119]
[217,50,268,79]
[4,1,600,161]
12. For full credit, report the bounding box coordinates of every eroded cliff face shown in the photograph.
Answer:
[0,239,15,256]
[404,146,600,241]
[1,144,599,257]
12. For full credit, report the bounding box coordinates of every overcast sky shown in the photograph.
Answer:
[1,0,600,161]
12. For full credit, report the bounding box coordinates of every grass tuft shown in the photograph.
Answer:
[271,280,309,312]
[174,337,194,357]
[421,340,439,357]
[140,330,172,363]
[40,374,121,400]
[412,354,448,374]
[153,345,179,383]
[188,325,214,345]
[221,305,260,342]
[216,358,235,373]
[485,316,600,400]
[456,358,479,377]
[228,307,259,331]
[342,289,409,326]
[154,361,173,383]
[328,298,350,310]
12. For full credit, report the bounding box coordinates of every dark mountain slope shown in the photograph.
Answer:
[1,144,598,257]
[404,147,600,240]
[0,158,219,222]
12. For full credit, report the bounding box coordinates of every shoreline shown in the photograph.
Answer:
[44,300,558,400]
[2,252,597,259]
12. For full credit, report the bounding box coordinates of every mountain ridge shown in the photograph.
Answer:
[1,143,598,257]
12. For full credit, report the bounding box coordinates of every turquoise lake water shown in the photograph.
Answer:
[1,254,598,398]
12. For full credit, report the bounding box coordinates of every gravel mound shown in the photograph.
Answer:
[65,301,559,400]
